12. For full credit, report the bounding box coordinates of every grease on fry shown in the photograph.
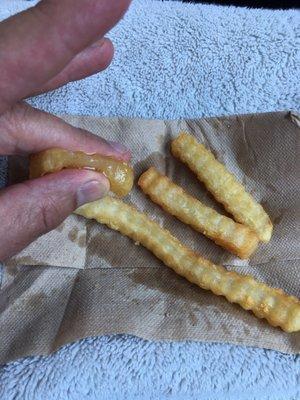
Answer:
[30,148,134,197]
[138,167,259,259]
[171,133,273,242]
[76,198,300,333]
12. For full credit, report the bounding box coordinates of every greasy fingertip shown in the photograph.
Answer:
[121,150,131,162]
[106,139,131,161]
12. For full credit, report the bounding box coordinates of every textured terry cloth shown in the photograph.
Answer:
[0,1,299,400]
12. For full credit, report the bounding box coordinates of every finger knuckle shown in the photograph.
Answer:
[0,102,32,133]
[0,102,37,153]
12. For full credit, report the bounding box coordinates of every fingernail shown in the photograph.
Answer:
[91,38,109,49]
[89,38,107,49]
[76,179,109,207]
[107,140,129,155]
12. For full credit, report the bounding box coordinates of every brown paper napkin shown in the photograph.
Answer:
[1,111,299,362]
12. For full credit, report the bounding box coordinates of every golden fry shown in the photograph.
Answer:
[30,148,134,197]
[171,133,273,243]
[76,198,300,333]
[138,167,259,259]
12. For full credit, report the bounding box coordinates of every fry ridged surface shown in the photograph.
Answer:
[138,167,259,259]
[76,198,300,332]
[30,148,134,197]
[171,133,273,242]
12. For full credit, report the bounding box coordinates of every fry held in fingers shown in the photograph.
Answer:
[171,133,273,243]
[76,197,300,333]
[138,167,259,259]
[29,148,134,197]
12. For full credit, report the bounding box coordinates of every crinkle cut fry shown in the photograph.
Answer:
[75,198,300,333]
[171,133,273,243]
[138,167,259,259]
[29,148,134,197]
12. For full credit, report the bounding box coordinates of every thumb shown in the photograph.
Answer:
[0,169,109,261]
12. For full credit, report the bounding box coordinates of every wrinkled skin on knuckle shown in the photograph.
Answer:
[0,102,36,154]
[18,180,68,236]
[28,196,64,235]
[34,196,61,235]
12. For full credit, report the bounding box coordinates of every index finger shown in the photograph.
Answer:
[0,102,131,162]
[0,0,131,114]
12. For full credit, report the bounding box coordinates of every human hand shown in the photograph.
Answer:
[0,0,131,261]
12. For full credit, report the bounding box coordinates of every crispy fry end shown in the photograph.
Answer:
[76,198,300,333]
[171,133,273,243]
[29,148,134,197]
